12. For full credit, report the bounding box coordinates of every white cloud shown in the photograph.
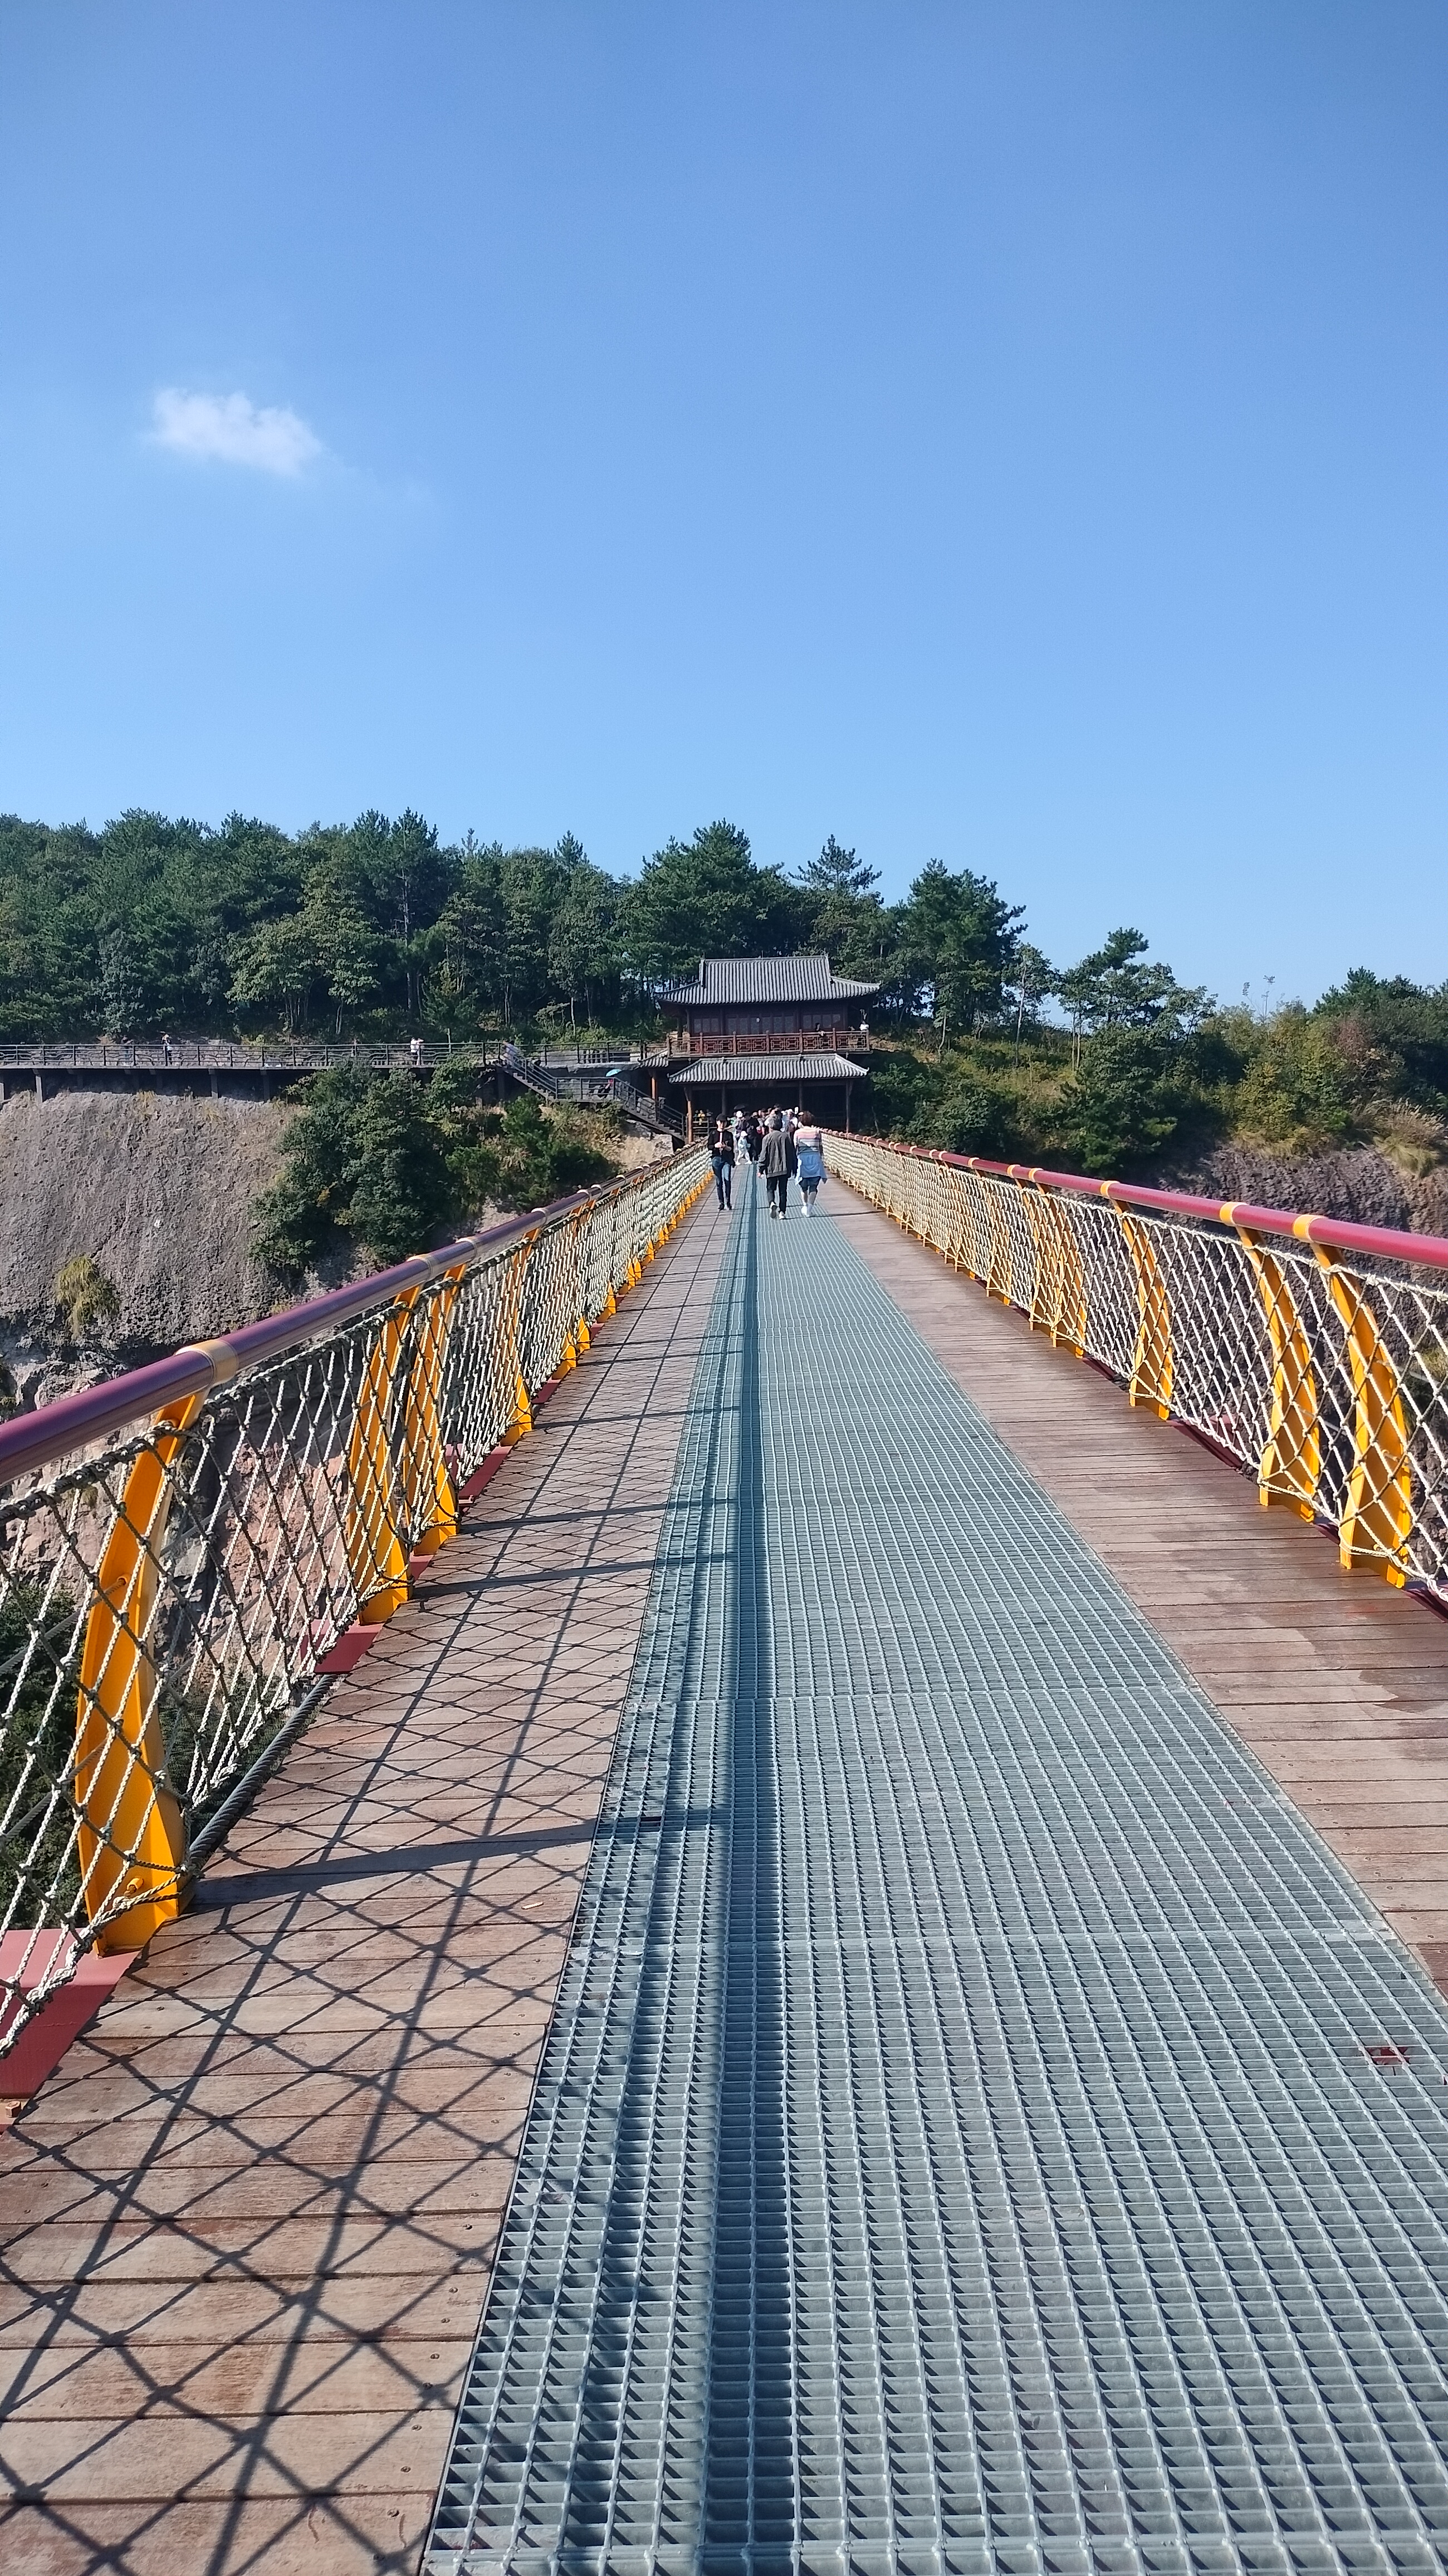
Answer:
[150,388,323,477]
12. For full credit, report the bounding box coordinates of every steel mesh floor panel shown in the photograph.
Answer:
[424,1188,1448,2576]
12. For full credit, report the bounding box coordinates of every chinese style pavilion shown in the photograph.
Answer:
[640,955,878,1135]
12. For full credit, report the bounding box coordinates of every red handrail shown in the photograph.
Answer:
[839,1140,1448,1276]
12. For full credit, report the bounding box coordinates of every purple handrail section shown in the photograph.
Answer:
[0,1186,608,1490]
[873,1142,1448,1277]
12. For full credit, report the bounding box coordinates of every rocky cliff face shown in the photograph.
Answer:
[0,1089,292,1387]
[0,1084,674,1408]
[1177,1141,1448,1240]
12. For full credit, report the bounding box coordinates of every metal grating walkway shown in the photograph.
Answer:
[425,1185,1448,2576]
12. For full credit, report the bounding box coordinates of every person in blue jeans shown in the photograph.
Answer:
[710,1115,735,1209]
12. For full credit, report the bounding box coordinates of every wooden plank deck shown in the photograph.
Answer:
[0,1195,730,2576]
[832,1187,1448,2001]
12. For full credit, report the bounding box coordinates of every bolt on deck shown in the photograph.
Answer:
[427,1182,1448,2576]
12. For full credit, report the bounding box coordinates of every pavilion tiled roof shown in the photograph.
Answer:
[667,1051,867,1087]
[654,955,879,1008]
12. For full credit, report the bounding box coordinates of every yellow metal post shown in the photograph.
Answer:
[1228,1215,1320,1518]
[1025,1183,1087,1355]
[942,1168,968,1272]
[1022,1184,1053,1330]
[1310,1243,1412,1583]
[1118,1211,1173,1417]
[956,1169,990,1284]
[400,1270,466,1559]
[501,1236,537,1443]
[345,1299,413,1621]
[74,1393,206,1949]
[983,1185,1013,1303]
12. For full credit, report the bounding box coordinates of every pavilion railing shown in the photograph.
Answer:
[0,1148,711,2061]
[667,1030,867,1058]
[828,1134,1448,1612]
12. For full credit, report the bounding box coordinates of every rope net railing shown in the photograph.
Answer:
[827,1133,1448,1612]
[0,1148,712,2061]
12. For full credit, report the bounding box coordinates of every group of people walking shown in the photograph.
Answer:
[708,1107,827,1219]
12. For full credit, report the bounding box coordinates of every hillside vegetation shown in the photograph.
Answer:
[1,804,1444,1219]
[869,970,1448,1216]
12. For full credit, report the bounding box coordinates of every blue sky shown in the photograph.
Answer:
[0,1,1443,1003]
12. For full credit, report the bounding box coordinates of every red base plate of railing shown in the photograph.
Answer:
[0,1933,134,2104]
[316,1625,383,1675]
[459,1446,512,1505]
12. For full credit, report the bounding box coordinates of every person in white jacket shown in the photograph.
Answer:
[794,1119,826,1214]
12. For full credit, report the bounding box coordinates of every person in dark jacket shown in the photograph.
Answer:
[743,1114,764,1177]
[759,1113,796,1218]
[710,1115,735,1210]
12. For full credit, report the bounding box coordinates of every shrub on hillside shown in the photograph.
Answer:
[867,1047,1007,1158]
[443,1094,615,1220]
[1061,1030,1186,1173]
[1232,1007,1354,1149]
[932,1078,1007,1158]
[253,1066,620,1281]
[252,1067,456,1276]
[867,1049,943,1134]
[53,1255,121,1342]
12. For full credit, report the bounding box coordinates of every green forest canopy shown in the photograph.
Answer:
[0,808,1025,1041]
[2,804,1444,1177]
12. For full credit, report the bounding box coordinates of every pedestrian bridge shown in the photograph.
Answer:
[1,1145,1446,2575]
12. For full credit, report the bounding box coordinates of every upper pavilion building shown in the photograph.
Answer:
[639,955,879,1134]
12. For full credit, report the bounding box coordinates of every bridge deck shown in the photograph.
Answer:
[428,1180,1448,2574]
[3,1180,1447,2574]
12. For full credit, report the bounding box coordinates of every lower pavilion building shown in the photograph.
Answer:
[639,954,878,1136]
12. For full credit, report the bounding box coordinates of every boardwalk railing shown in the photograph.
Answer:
[0,1038,471,1074]
[1,1038,666,1075]
[828,1134,1448,1609]
[0,1149,711,2059]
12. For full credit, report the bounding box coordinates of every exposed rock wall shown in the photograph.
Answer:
[0,1087,674,1400]
[1181,1144,1411,1229]
[0,1088,291,1356]
[1177,1143,1448,1241]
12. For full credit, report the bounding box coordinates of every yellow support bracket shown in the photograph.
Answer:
[1307,1238,1412,1584]
[75,1389,210,1950]
[1117,1210,1173,1417]
[1021,1186,1053,1332]
[960,1169,991,1285]
[345,1296,414,1622]
[1226,1213,1320,1518]
[983,1188,1013,1304]
[400,1267,466,1559]
[554,1214,588,1374]
[1024,1183,1087,1355]
[501,1235,538,1443]
[941,1169,968,1272]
